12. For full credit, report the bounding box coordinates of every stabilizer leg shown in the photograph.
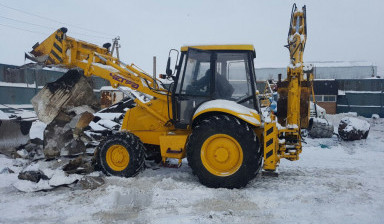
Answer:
[262,122,279,177]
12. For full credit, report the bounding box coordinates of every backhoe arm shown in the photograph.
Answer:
[28,27,170,123]
[285,4,307,127]
[264,4,310,172]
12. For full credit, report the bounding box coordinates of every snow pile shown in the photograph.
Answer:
[338,116,370,141]
[372,114,380,119]
[341,117,370,132]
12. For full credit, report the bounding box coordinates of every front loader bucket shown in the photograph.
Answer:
[29,27,68,65]
[28,27,109,67]
[0,119,32,151]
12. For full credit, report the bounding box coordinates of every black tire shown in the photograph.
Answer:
[187,114,262,189]
[97,132,145,177]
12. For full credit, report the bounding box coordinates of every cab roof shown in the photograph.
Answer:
[180,45,255,52]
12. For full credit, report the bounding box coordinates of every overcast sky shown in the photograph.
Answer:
[0,0,383,76]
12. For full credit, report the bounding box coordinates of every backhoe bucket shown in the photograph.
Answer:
[0,119,32,151]
[31,70,99,124]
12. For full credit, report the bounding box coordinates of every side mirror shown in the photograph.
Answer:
[166,57,172,76]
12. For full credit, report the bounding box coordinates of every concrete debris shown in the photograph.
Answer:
[338,117,370,141]
[16,149,29,158]
[62,156,94,175]
[63,157,83,172]
[43,109,95,159]
[77,176,105,190]
[13,179,53,192]
[0,167,15,174]
[48,170,81,187]
[18,170,49,183]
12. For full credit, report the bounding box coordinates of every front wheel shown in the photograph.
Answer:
[97,132,145,177]
[187,114,262,188]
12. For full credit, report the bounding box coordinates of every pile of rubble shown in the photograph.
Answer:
[0,70,134,192]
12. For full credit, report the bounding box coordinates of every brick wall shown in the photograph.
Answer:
[317,102,336,114]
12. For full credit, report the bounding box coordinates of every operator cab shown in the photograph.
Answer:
[171,45,259,128]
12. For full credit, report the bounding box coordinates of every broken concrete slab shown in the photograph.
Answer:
[43,109,94,159]
[338,117,370,141]
[18,170,49,183]
[31,70,99,124]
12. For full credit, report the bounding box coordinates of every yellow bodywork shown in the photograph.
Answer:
[193,107,261,127]
[181,44,255,52]
[263,122,278,171]
[159,135,188,165]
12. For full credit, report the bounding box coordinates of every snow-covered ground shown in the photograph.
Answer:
[0,114,384,223]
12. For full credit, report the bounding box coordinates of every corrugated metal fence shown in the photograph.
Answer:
[0,63,108,108]
[337,79,384,117]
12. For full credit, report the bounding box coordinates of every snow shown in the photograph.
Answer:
[68,105,95,115]
[338,104,381,108]
[0,104,34,109]
[88,121,107,131]
[97,119,120,130]
[0,81,43,89]
[344,90,382,94]
[310,102,326,118]
[29,121,46,140]
[92,62,120,73]
[94,112,122,120]
[0,110,9,119]
[1,115,384,223]
[194,100,260,126]
[288,62,302,69]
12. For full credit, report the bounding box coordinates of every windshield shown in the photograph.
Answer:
[176,50,256,109]
[216,52,255,108]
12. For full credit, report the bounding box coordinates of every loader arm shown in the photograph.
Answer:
[28,27,170,123]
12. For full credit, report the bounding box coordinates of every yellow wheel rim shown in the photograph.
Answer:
[201,134,243,177]
[106,144,130,171]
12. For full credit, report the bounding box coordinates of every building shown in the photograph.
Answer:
[255,61,382,117]
[312,80,338,114]
[255,61,378,81]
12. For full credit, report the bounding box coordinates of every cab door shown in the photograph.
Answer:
[172,48,214,129]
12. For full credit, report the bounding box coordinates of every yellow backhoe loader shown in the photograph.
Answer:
[26,4,313,188]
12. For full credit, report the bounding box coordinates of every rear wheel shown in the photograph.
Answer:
[187,114,262,188]
[97,132,145,177]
